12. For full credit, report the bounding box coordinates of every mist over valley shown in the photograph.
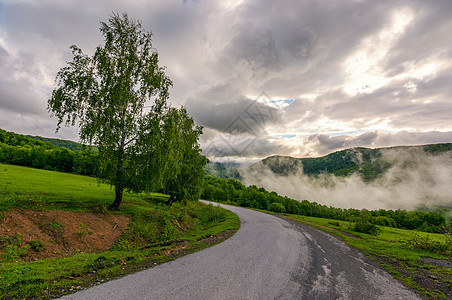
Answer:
[207,144,452,213]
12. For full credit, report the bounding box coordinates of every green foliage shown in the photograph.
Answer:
[153,107,208,203]
[268,202,286,213]
[28,240,46,252]
[201,176,446,232]
[0,128,99,176]
[47,13,204,210]
[189,204,227,226]
[0,234,30,262]
[353,219,382,235]
[423,143,452,154]
[254,144,452,182]
[27,135,93,151]
[48,13,173,210]
[403,232,451,256]
[76,223,94,241]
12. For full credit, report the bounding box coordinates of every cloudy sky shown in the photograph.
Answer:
[1,0,451,161]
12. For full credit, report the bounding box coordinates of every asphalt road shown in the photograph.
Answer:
[60,202,420,300]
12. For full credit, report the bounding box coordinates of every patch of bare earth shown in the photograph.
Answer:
[0,209,130,261]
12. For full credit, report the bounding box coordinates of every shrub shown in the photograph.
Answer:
[404,232,451,255]
[0,234,30,262]
[190,204,227,225]
[28,240,46,252]
[328,221,341,227]
[353,220,382,235]
[268,202,286,213]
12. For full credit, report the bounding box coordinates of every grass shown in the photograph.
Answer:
[286,214,451,299]
[0,163,240,299]
[0,163,159,211]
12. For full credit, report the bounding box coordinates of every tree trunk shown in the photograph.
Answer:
[109,186,123,210]
[110,162,124,210]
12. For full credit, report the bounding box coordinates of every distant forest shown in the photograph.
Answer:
[0,129,97,175]
[201,176,447,233]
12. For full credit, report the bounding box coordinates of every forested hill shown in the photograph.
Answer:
[27,135,89,151]
[0,128,97,175]
[254,144,452,181]
[0,128,89,151]
[204,161,242,180]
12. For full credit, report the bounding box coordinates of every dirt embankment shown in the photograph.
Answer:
[0,209,130,261]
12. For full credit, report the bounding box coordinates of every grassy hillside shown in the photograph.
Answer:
[0,164,239,299]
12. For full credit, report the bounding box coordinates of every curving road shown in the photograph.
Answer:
[60,202,420,299]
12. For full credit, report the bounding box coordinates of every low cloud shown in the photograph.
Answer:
[240,147,452,210]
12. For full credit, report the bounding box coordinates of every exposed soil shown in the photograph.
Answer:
[0,209,130,261]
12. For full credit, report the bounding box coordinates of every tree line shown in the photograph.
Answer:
[0,128,98,175]
[201,176,446,232]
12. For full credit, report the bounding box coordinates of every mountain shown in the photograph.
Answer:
[251,143,452,181]
[204,161,242,179]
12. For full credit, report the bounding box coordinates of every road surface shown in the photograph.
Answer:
[60,202,420,299]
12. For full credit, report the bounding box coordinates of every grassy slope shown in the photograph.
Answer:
[0,163,147,210]
[0,164,239,299]
[286,215,451,299]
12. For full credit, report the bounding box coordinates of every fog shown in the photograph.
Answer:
[239,148,452,211]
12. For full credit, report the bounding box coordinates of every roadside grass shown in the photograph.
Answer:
[286,214,451,299]
[0,163,240,299]
[0,210,239,299]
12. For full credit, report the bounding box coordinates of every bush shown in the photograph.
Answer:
[190,204,227,225]
[28,240,46,252]
[353,220,382,235]
[328,221,341,227]
[404,233,451,255]
[268,202,286,213]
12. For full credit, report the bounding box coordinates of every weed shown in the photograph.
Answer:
[328,221,341,227]
[76,223,94,241]
[48,221,65,231]
[28,240,46,252]
[91,203,108,214]
[190,204,227,226]
[0,234,30,262]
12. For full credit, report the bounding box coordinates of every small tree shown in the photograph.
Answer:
[48,13,172,209]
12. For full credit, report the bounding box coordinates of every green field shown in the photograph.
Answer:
[0,163,240,299]
[0,163,154,210]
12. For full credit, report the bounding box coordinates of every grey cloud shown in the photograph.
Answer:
[187,95,283,137]
[0,0,451,159]
[299,131,452,157]
[202,132,294,159]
